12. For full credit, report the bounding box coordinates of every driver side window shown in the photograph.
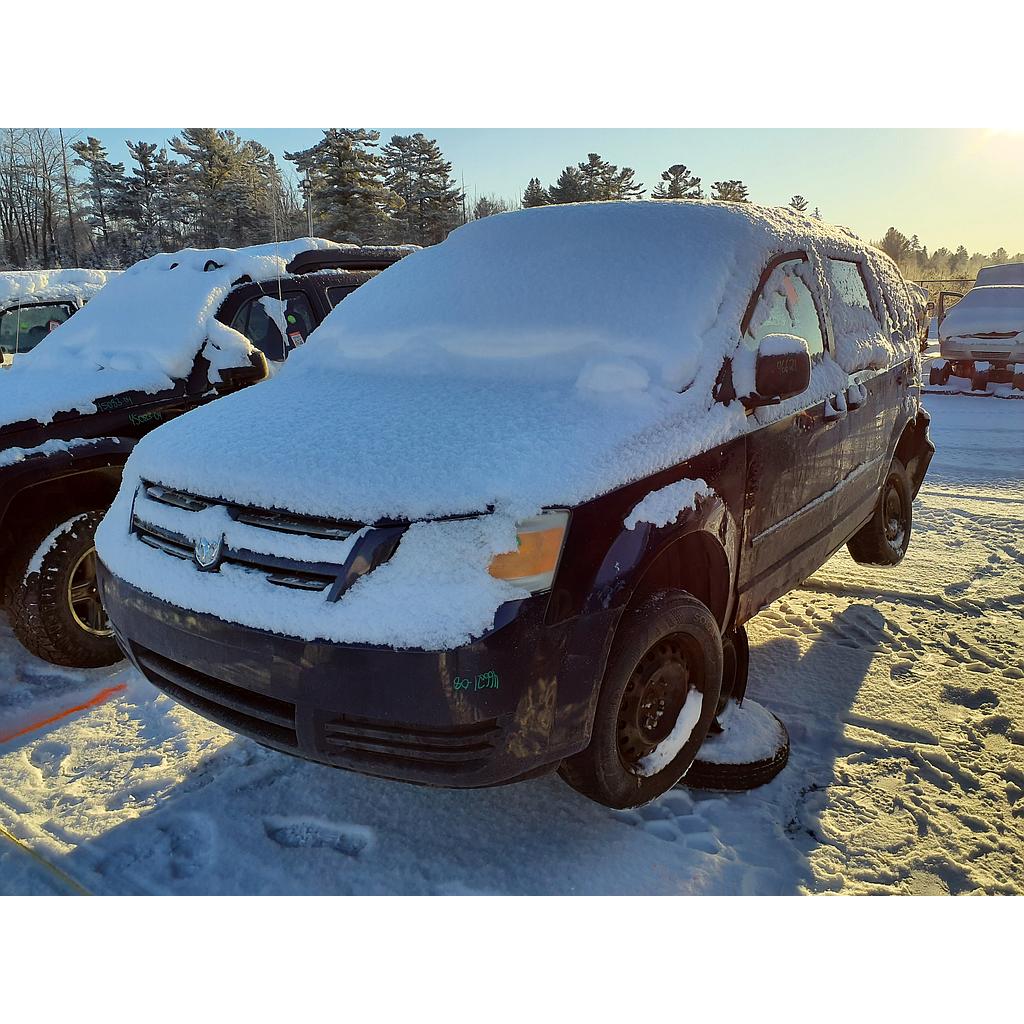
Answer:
[744,258,825,360]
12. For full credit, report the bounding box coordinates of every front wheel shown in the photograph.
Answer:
[4,509,122,667]
[559,592,722,808]
[846,457,913,566]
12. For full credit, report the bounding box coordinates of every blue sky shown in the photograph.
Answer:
[76,128,1024,255]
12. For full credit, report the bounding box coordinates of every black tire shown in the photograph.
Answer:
[683,708,789,792]
[715,624,749,719]
[928,364,945,387]
[3,509,122,668]
[971,373,987,392]
[559,591,723,809]
[846,457,913,566]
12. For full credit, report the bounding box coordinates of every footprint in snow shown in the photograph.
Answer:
[941,683,1000,711]
[264,817,375,858]
[29,740,70,779]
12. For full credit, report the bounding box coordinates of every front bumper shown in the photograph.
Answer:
[98,565,616,789]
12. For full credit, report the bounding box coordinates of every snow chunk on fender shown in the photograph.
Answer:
[624,478,712,530]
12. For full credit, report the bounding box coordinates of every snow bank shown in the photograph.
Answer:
[939,286,1024,340]
[98,202,920,649]
[624,478,712,530]
[0,268,117,309]
[0,238,341,430]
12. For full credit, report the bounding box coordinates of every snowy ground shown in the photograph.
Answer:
[1,394,1022,895]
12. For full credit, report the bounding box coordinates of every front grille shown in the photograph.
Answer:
[144,483,360,540]
[131,517,337,592]
[132,643,298,749]
[320,714,502,773]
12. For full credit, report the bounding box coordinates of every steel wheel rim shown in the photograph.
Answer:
[616,635,700,774]
[884,482,906,549]
[67,546,113,637]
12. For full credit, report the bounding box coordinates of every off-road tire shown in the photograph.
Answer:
[559,591,722,809]
[846,457,913,566]
[4,509,121,668]
[683,709,790,791]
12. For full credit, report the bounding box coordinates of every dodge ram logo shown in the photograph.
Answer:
[194,535,224,570]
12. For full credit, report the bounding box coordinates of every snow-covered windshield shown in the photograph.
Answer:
[286,202,766,393]
[940,286,1024,339]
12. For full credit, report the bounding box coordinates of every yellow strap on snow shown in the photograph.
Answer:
[0,822,91,896]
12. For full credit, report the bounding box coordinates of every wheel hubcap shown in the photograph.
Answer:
[67,546,113,637]
[884,483,905,549]
[617,636,698,772]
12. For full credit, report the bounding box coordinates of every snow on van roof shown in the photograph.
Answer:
[939,284,1024,340]
[0,238,342,431]
[974,263,1024,287]
[0,268,118,308]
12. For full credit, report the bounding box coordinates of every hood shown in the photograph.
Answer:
[123,365,744,523]
[940,286,1024,340]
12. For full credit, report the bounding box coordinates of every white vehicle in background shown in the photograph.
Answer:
[0,269,119,368]
[930,263,1024,392]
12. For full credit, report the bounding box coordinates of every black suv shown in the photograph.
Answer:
[0,244,408,668]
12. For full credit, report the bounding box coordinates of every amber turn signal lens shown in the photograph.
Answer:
[488,512,569,592]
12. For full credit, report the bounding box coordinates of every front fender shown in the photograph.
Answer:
[0,436,136,525]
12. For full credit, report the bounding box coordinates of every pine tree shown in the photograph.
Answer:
[471,195,510,220]
[879,226,911,264]
[789,195,808,212]
[286,129,399,243]
[71,136,126,249]
[382,133,463,245]
[651,164,702,199]
[521,177,549,207]
[711,180,749,203]
[547,166,588,204]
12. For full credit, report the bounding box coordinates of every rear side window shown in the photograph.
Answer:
[826,257,882,336]
[327,285,357,308]
[744,257,825,359]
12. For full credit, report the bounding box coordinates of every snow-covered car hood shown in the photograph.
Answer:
[940,285,1024,341]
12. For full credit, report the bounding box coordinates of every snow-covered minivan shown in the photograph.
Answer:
[97,202,934,809]
[1,269,118,367]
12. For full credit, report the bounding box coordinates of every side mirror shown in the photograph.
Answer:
[747,335,811,408]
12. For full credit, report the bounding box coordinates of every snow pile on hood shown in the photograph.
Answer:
[98,202,919,649]
[0,268,118,308]
[939,286,1024,340]
[0,238,342,430]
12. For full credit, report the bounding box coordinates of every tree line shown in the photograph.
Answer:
[0,128,466,269]
[875,226,1024,293]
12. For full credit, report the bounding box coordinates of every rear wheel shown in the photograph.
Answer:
[559,592,722,809]
[4,510,121,667]
[847,457,913,566]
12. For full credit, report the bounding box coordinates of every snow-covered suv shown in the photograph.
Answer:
[0,240,410,668]
[97,202,934,809]
[0,269,118,367]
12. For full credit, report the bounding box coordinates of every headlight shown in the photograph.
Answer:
[487,511,569,593]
